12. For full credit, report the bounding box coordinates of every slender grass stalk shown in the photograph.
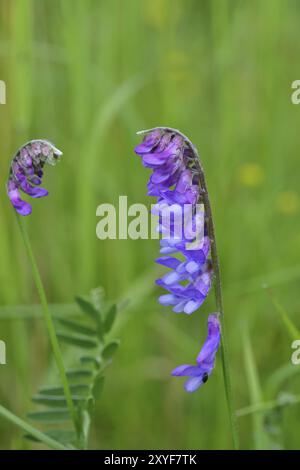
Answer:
[137,127,239,449]
[243,326,267,449]
[0,404,66,450]
[16,215,79,438]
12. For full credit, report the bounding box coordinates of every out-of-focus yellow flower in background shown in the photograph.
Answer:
[142,0,169,29]
[142,0,183,30]
[277,190,299,215]
[237,163,265,187]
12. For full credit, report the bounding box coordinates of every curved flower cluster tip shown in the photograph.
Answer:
[135,127,221,391]
[7,140,63,216]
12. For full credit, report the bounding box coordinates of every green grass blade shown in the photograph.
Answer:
[265,288,300,340]
[243,327,269,450]
[265,363,300,398]
[0,404,66,450]
[237,394,300,418]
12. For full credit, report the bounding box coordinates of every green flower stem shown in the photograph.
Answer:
[16,215,79,438]
[137,127,239,450]
[193,157,239,450]
[0,404,66,450]
[201,199,240,451]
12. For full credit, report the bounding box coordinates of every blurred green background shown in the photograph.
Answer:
[0,0,300,450]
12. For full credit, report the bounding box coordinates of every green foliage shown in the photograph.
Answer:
[27,410,70,424]
[25,289,119,449]
[1,0,300,450]
[243,327,269,450]
[102,341,120,360]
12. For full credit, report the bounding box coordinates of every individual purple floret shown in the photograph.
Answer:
[172,314,221,392]
[156,261,212,314]
[6,140,63,216]
[135,129,212,315]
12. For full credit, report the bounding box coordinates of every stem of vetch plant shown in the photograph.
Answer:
[16,215,80,439]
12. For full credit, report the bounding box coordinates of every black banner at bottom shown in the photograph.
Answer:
[0,449,297,465]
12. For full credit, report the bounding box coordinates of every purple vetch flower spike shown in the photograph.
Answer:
[6,140,63,216]
[134,128,213,315]
[135,129,238,445]
[172,314,221,392]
